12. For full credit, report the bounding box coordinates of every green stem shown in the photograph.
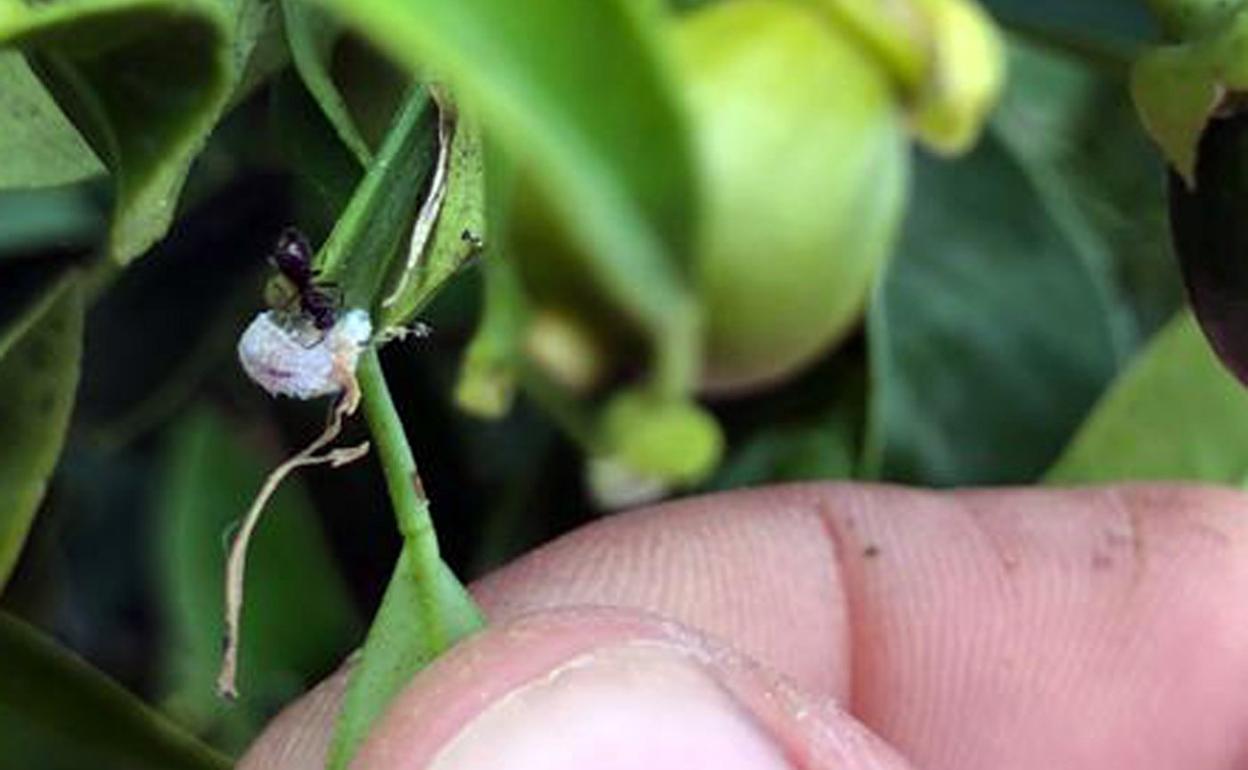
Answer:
[328,348,483,769]
[356,347,442,591]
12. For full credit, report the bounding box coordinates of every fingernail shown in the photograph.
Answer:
[428,642,794,770]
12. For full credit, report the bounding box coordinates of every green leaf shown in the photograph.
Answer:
[0,51,102,189]
[1129,16,1248,183]
[0,612,230,770]
[1047,311,1248,483]
[282,0,373,164]
[863,132,1122,485]
[268,69,363,239]
[995,38,1177,339]
[378,110,486,329]
[308,0,699,396]
[228,0,289,104]
[980,0,1155,56]
[316,86,437,310]
[0,0,234,263]
[706,356,867,491]
[0,271,83,588]
[326,549,482,770]
[152,406,359,752]
[0,184,104,255]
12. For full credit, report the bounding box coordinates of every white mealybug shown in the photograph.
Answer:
[237,308,373,399]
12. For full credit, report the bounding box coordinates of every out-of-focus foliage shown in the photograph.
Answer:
[1048,312,1248,484]
[0,612,229,770]
[0,0,234,263]
[0,271,83,588]
[0,52,102,189]
[865,132,1121,485]
[980,0,1155,53]
[153,407,358,753]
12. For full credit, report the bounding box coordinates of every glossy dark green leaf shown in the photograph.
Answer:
[308,0,699,395]
[0,51,102,189]
[1047,311,1248,483]
[1168,111,1248,387]
[152,406,359,752]
[0,272,83,587]
[0,612,230,770]
[0,0,233,263]
[863,132,1122,485]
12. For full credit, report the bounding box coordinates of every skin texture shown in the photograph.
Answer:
[239,483,1248,769]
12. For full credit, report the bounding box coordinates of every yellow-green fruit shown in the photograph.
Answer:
[680,0,908,391]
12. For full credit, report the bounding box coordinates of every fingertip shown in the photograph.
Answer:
[356,609,913,770]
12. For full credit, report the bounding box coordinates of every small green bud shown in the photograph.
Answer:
[599,390,724,485]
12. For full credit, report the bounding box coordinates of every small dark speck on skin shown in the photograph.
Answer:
[1092,551,1114,571]
[863,544,880,559]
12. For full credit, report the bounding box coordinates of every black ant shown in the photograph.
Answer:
[267,227,340,332]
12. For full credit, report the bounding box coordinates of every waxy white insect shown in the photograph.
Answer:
[237,308,372,399]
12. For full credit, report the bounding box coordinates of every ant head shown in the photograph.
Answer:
[271,227,314,276]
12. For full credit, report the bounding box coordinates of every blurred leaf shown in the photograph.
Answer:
[707,354,867,491]
[0,0,233,263]
[864,133,1121,485]
[309,0,700,395]
[228,0,288,104]
[379,111,485,329]
[269,70,363,240]
[1168,111,1248,387]
[710,419,856,491]
[1129,12,1248,184]
[456,141,523,418]
[326,549,482,770]
[980,0,1155,58]
[0,51,102,189]
[0,185,104,256]
[0,272,83,588]
[0,612,230,770]
[153,406,359,752]
[77,171,291,439]
[283,0,373,163]
[996,38,1178,340]
[1047,312,1248,483]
